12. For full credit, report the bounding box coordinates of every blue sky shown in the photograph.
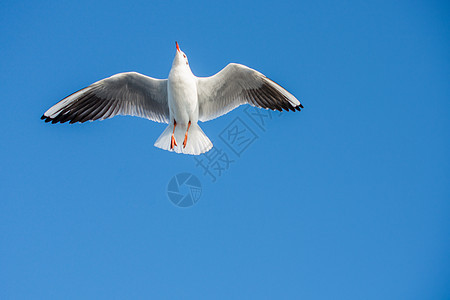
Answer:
[1,0,449,299]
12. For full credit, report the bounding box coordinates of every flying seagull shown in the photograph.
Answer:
[41,42,303,155]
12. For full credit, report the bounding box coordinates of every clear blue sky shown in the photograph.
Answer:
[1,0,449,299]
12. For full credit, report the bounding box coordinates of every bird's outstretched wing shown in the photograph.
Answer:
[196,63,303,122]
[41,72,169,124]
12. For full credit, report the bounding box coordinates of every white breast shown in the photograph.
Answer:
[168,66,198,125]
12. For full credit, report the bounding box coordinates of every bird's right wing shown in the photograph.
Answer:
[196,63,302,122]
[41,72,169,124]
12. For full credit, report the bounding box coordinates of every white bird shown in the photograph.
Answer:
[41,42,303,155]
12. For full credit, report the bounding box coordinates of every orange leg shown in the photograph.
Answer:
[170,120,177,149]
[183,121,191,148]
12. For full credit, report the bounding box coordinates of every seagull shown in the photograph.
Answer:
[41,42,303,155]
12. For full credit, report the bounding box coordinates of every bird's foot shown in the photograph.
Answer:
[183,133,188,148]
[170,134,177,149]
[183,121,191,148]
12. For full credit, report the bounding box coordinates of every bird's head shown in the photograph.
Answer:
[172,41,189,67]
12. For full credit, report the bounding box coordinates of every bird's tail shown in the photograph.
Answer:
[154,122,213,155]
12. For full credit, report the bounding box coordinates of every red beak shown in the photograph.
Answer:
[176,41,180,52]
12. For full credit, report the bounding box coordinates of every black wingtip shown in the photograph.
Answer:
[41,114,54,123]
[299,104,304,109]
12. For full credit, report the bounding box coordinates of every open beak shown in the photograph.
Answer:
[176,41,180,52]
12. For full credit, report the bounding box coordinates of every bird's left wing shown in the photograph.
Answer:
[41,72,169,124]
[196,63,302,122]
